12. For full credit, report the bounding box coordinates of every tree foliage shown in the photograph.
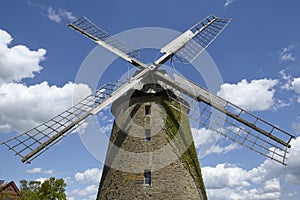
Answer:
[19,177,66,200]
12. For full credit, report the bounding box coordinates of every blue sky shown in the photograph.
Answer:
[1,0,300,199]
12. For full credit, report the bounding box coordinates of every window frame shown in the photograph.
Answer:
[144,170,151,186]
[145,105,151,116]
[145,129,151,142]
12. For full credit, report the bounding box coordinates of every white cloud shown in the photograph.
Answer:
[202,163,250,189]
[249,136,300,184]
[27,167,53,174]
[279,70,293,90]
[27,2,76,24]
[203,164,281,200]
[279,71,300,105]
[70,184,98,199]
[193,128,217,148]
[208,143,240,155]
[280,53,295,62]
[0,29,46,85]
[74,168,102,183]
[27,167,43,174]
[0,28,92,136]
[225,0,235,7]
[292,77,300,93]
[47,6,76,24]
[192,128,240,158]
[279,45,296,63]
[206,182,281,200]
[263,178,280,192]
[218,79,278,111]
[203,136,300,200]
[35,177,48,184]
[0,81,91,133]
[47,7,61,23]
[292,77,300,103]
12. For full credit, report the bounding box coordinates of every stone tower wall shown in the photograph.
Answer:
[97,92,206,200]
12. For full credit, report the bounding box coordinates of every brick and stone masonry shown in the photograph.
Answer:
[96,85,207,200]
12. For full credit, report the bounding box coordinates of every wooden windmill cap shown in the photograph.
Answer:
[111,83,190,116]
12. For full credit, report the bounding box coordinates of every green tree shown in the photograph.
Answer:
[19,177,66,200]
[19,180,40,200]
[38,177,66,200]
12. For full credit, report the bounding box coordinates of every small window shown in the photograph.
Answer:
[144,170,151,185]
[145,105,151,116]
[145,129,151,142]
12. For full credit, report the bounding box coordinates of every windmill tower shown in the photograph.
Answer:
[2,15,295,200]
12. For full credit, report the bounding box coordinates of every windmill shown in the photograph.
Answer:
[2,15,295,199]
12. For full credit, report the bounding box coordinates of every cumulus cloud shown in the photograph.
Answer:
[207,143,240,155]
[218,79,278,111]
[0,27,96,200]
[70,184,98,200]
[292,77,300,103]
[47,6,76,24]
[0,29,46,85]
[292,77,300,93]
[249,137,300,184]
[192,128,240,158]
[206,185,281,200]
[27,167,53,174]
[202,136,300,200]
[0,28,92,134]
[203,166,282,200]
[279,45,296,63]
[278,71,300,105]
[202,163,250,189]
[203,164,281,200]
[74,168,102,183]
[263,178,280,192]
[0,81,91,133]
[68,169,101,200]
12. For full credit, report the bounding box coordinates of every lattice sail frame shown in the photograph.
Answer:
[1,80,140,163]
[161,14,231,63]
[69,16,139,59]
[68,16,149,70]
[155,73,294,165]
